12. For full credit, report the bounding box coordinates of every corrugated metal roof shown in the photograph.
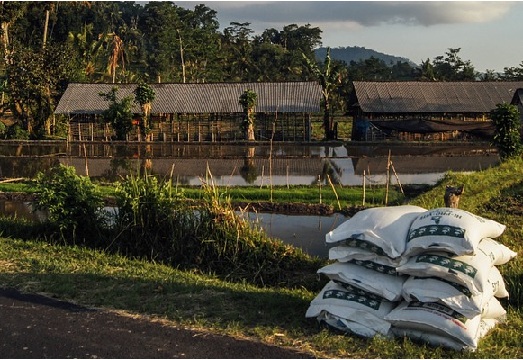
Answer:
[55,82,322,115]
[353,81,523,113]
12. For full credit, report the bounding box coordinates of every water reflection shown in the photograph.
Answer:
[240,211,349,258]
[0,199,343,258]
[0,142,499,186]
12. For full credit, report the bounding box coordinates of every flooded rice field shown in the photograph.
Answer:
[0,142,499,186]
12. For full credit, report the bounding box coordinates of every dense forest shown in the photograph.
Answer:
[1,1,523,139]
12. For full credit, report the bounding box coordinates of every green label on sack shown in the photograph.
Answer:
[407,301,466,322]
[339,237,385,256]
[348,259,398,275]
[407,225,465,243]
[323,284,383,310]
[415,254,477,278]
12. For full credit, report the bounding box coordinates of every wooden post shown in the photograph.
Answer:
[385,150,391,205]
[363,169,366,206]
[318,175,322,204]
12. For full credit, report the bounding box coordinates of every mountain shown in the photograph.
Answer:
[315,46,418,67]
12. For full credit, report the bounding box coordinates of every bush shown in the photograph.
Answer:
[34,164,108,246]
[5,124,29,140]
[112,173,323,288]
[112,173,187,260]
[491,103,523,160]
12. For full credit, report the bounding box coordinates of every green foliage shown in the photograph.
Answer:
[238,89,257,110]
[490,102,522,160]
[4,124,29,140]
[112,173,186,260]
[111,172,322,287]
[302,47,342,139]
[99,87,134,140]
[133,82,156,108]
[34,165,108,245]
[239,89,257,139]
[4,43,80,138]
[133,82,156,137]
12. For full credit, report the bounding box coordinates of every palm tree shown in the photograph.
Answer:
[108,33,124,83]
[303,47,340,140]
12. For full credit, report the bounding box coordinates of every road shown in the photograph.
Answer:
[0,288,314,359]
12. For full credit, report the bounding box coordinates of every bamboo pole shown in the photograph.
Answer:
[318,175,322,204]
[363,169,366,206]
[385,149,391,205]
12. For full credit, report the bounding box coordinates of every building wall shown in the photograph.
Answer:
[67,113,312,142]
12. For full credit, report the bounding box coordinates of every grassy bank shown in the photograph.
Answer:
[0,181,406,212]
[0,158,522,358]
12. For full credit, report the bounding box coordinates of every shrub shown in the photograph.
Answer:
[112,173,187,260]
[34,164,108,246]
[491,103,523,160]
[112,172,323,288]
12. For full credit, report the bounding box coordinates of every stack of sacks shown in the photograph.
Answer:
[386,207,517,351]
[305,205,517,351]
[305,205,427,338]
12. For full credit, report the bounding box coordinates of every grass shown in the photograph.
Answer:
[1,157,523,358]
[0,181,405,210]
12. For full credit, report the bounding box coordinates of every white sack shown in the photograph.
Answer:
[318,261,406,301]
[391,328,473,351]
[404,208,506,257]
[329,246,408,267]
[305,280,394,336]
[478,237,517,266]
[316,310,391,338]
[396,250,494,295]
[482,296,506,320]
[392,317,500,351]
[489,266,509,299]
[325,205,426,258]
[385,301,482,348]
[401,272,507,320]
[402,276,486,319]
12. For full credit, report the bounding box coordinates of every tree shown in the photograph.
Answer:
[419,58,436,81]
[222,22,254,81]
[5,43,79,138]
[133,82,155,140]
[239,89,257,141]
[139,2,182,82]
[501,62,523,80]
[431,48,476,81]
[490,103,522,160]
[177,4,222,83]
[303,47,340,140]
[99,87,134,141]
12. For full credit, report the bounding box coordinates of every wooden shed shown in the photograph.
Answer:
[54,82,322,142]
[349,81,523,141]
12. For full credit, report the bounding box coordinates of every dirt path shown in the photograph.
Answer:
[0,288,314,359]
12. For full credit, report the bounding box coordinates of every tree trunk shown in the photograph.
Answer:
[323,102,335,140]
[245,108,255,141]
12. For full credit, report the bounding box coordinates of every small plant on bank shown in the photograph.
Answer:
[490,102,523,160]
[34,164,109,246]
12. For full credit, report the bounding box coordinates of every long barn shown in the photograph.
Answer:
[55,82,322,142]
[349,81,523,141]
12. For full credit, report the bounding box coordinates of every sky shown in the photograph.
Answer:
[175,1,523,73]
